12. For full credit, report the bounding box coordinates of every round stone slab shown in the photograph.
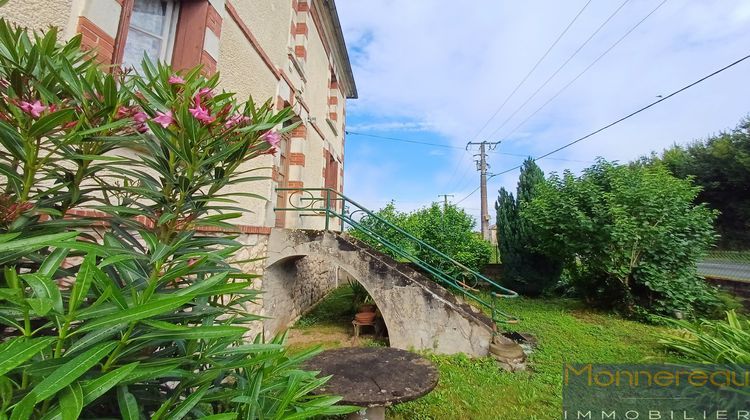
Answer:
[303,347,439,407]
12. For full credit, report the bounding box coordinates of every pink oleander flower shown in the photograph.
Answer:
[152,110,174,128]
[133,111,148,124]
[225,114,251,128]
[116,106,132,119]
[168,75,185,84]
[189,101,215,124]
[133,111,149,133]
[261,131,282,148]
[198,87,214,98]
[18,100,46,118]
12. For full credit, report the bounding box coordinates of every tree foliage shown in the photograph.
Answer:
[350,202,491,272]
[651,117,750,249]
[495,158,562,296]
[409,203,492,272]
[523,160,720,319]
[0,20,352,419]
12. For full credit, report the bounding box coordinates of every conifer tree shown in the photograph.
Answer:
[495,158,562,295]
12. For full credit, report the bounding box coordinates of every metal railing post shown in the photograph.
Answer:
[324,189,330,231]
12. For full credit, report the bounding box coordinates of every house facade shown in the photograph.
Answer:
[1,0,356,233]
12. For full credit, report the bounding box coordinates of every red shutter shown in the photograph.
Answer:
[171,1,210,71]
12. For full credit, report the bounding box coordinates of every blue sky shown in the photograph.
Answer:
[336,0,750,224]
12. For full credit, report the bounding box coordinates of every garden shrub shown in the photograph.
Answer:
[0,20,352,419]
[523,159,720,319]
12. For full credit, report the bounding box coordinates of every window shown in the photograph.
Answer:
[121,0,179,69]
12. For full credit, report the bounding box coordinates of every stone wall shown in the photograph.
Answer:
[262,254,340,338]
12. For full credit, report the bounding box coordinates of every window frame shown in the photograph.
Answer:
[116,0,180,68]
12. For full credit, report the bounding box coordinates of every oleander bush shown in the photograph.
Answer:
[0,19,351,419]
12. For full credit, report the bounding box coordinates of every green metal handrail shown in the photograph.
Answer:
[275,188,518,328]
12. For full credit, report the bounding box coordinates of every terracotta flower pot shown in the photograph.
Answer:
[358,303,376,313]
[354,311,376,324]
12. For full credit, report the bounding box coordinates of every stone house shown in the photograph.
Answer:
[1,0,357,233]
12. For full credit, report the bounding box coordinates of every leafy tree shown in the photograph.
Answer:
[495,158,562,295]
[349,202,491,272]
[409,203,492,272]
[523,160,720,319]
[348,201,416,256]
[0,20,352,419]
[652,117,750,248]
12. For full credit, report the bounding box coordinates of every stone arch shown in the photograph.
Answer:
[262,229,496,356]
[262,253,393,342]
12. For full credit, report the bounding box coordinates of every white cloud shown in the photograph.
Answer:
[338,0,750,219]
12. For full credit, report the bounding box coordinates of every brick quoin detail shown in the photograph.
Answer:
[291,125,307,137]
[328,96,338,105]
[289,152,306,166]
[200,51,217,76]
[276,96,286,110]
[329,80,338,89]
[77,17,115,65]
[295,1,309,12]
[294,45,307,60]
[287,181,304,189]
[294,22,308,36]
[328,112,338,121]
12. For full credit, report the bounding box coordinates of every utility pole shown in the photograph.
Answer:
[437,194,454,210]
[466,141,500,241]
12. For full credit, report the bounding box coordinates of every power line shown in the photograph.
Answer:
[346,130,591,163]
[499,0,669,142]
[454,52,750,204]
[484,0,632,140]
[345,130,472,192]
[487,150,594,164]
[471,0,594,140]
[445,150,472,192]
[346,130,461,149]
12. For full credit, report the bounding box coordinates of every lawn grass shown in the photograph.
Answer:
[389,298,678,419]
[290,292,679,419]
